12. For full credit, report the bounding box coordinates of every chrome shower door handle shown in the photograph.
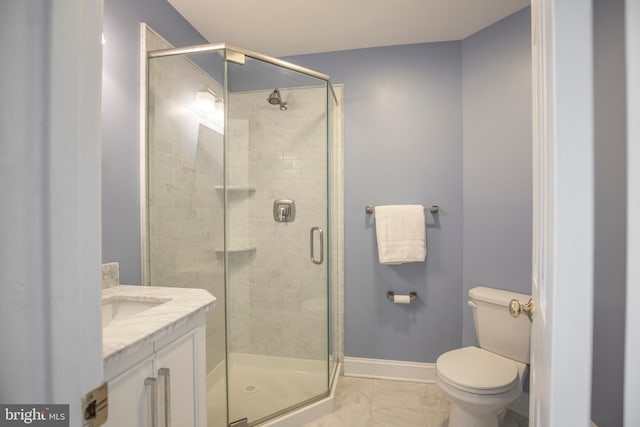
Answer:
[310,226,324,265]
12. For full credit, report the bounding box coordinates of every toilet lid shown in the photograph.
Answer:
[436,346,519,394]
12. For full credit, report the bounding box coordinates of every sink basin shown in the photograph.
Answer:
[102,298,167,328]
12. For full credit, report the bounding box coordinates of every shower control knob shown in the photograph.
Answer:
[273,199,295,222]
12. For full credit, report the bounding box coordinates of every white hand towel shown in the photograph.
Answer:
[374,205,426,264]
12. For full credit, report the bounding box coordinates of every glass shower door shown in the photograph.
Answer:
[146,46,229,427]
[225,55,330,425]
[146,49,226,298]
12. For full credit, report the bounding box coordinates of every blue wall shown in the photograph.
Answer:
[461,8,532,346]
[102,1,533,363]
[290,9,531,362]
[289,43,465,362]
[102,0,207,283]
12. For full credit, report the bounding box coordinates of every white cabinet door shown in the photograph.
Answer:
[154,330,200,427]
[103,323,206,427]
[103,355,155,427]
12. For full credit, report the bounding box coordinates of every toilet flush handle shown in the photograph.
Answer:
[509,298,534,322]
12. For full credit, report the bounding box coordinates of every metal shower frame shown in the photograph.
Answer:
[147,42,339,104]
[140,39,338,286]
[140,35,339,426]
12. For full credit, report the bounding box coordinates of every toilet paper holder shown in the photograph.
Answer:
[387,291,417,302]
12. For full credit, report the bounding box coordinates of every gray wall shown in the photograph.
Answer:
[592,0,627,424]
[102,0,206,283]
[289,43,465,362]
[461,8,532,346]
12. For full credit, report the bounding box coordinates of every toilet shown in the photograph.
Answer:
[436,287,531,427]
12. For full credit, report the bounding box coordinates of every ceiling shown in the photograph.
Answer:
[168,0,530,57]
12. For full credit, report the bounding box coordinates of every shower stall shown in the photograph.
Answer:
[143,28,341,427]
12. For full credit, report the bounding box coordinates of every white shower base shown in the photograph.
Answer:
[207,352,330,426]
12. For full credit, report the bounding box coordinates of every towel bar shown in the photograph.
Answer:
[365,205,439,214]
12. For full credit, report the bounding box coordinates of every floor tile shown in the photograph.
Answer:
[304,403,371,427]
[503,409,529,427]
[335,376,375,409]
[417,383,451,414]
[423,410,449,427]
[302,375,529,427]
[372,406,426,427]
[371,379,422,409]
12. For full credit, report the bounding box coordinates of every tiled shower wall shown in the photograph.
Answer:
[226,87,331,360]
[146,25,344,369]
[146,28,225,373]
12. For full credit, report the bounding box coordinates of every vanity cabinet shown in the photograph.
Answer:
[155,328,200,426]
[102,354,155,427]
[103,321,207,427]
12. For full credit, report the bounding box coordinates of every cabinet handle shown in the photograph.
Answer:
[144,377,158,427]
[158,368,171,427]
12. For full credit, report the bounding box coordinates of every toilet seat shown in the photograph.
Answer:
[436,346,519,395]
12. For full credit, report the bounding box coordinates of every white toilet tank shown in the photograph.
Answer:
[469,286,531,364]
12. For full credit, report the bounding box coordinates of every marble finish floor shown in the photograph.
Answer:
[302,376,528,427]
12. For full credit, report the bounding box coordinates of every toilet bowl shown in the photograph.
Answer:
[436,346,526,427]
[436,287,531,427]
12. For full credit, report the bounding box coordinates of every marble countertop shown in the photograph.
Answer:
[102,285,215,364]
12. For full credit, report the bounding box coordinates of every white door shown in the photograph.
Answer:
[530,1,595,426]
[0,2,103,424]
[624,0,640,425]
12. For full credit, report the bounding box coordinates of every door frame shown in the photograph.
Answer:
[624,0,640,425]
[530,0,595,425]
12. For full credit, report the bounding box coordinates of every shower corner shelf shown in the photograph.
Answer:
[214,185,256,192]
[215,245,256,254]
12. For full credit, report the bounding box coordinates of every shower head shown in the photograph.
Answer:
[267,88,281,105]
[267,88,288,110]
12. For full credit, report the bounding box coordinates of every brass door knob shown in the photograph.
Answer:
[509,298,534,322]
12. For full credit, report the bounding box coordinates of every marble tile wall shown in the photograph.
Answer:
[226,86,333,360]
[146,25,344,370]
[146,28,225,374]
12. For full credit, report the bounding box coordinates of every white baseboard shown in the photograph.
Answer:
[343,356,436,383]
